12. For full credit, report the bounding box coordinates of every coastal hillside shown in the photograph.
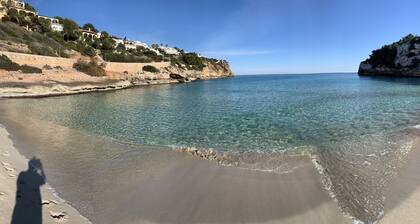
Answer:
[0,1,233,97]
[359,34,420,76]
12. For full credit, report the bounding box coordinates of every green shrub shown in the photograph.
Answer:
[29,43,56,56]
[0,22,69,58]
[73,59,106,77]
[43,64,53,70]
[0,54,20,71]
[20,64,42,73]
[143,65,159,73]
[180,53,205,70]
[366,45,397,68]
[83,46,96,57]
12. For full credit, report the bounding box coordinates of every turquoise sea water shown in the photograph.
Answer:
[3,73,420,223]
[6,73,420,153]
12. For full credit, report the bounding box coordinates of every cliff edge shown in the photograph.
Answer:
[359,34,420,76]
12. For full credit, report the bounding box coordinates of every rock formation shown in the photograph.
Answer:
[359,34,420,76]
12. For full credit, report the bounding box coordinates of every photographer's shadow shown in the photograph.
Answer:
[11,157,46,224]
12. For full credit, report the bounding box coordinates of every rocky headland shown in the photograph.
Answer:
[0,51,233,98]
[359,34,420,76]
[0,20,233,98]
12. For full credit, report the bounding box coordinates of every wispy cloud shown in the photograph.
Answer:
[201,49,273,57]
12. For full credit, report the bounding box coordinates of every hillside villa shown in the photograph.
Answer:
[0,0,183,57]
[38,15,63,32]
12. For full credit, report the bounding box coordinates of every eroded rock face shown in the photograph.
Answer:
[134,60,233,81]
[359,34,420,77]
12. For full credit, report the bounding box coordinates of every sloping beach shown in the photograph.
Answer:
[380,137,420,223]
[0,125,90,224]
[0,114,350,224]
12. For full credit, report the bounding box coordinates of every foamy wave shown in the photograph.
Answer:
[173,133,416,224]
[173,146,314,174]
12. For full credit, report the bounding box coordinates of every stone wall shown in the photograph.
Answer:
[0,51,233,79]
[0,51,76,68]
[105,61,170,74]
[0,51,172,75]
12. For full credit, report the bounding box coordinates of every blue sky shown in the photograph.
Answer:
[27,0,420,74]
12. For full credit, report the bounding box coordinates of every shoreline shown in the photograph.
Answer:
[2,99,420,223]
[0,77,230,99]
[0,124,91,224]
[0,116,351,224]
[0,50,234,99]
[380,137,420,223]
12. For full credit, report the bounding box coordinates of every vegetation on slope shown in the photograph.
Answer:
[363,34,420,69]
[0,54,42,73]
[0,54,20,70]
[0,22,68,57]
[73,59,106,77]
[20,64,42,73]
[142,65,159,73]
[0,3,231,72]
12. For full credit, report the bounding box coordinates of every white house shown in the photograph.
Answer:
[38,15,63,32]
[0,0,37,17]
[51,23,63,32]
[79,28,101,40]
[133,41,148,48]
[112,36,124,46]
[124,40,137,50]
[158,46,180,55]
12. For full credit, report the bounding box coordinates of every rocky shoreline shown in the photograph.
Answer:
[0,76,233,98]
[0,51,234,98]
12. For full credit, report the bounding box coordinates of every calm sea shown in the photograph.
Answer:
[4,73,420,153]
[2,73,420,223]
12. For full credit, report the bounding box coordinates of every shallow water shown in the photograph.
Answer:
[2,73,420,223]
[3,74,420,153]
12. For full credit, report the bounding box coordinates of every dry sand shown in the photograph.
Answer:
[0,125,90,224]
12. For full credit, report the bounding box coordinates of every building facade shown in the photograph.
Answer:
[80,28,101,40]
[0,0,37,18]
[38,15,63,32]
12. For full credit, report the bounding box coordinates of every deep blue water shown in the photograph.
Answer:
[5,73,420,153]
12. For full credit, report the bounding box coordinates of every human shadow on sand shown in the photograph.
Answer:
[11,157,46,224]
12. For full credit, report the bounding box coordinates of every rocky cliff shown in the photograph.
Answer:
[0,51,233,98]
[359,34,420,76]
[152,60,234,81]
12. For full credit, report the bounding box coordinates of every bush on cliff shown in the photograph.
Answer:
[143,65,159,73]
[365,45,397,68]
[83,46,97,57]
[20,64,42,74]
[180,53,205,70]
[73,59,106,77]
[0,55,42,73]
[0,54,20,71]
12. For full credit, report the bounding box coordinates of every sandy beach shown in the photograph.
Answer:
[0,113,351,224]
[0,125,90,224]
[2,87,420,224]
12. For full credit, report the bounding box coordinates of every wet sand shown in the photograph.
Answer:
[0,113,350,224]
[0,125,90,224]
[381,138,420,223]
